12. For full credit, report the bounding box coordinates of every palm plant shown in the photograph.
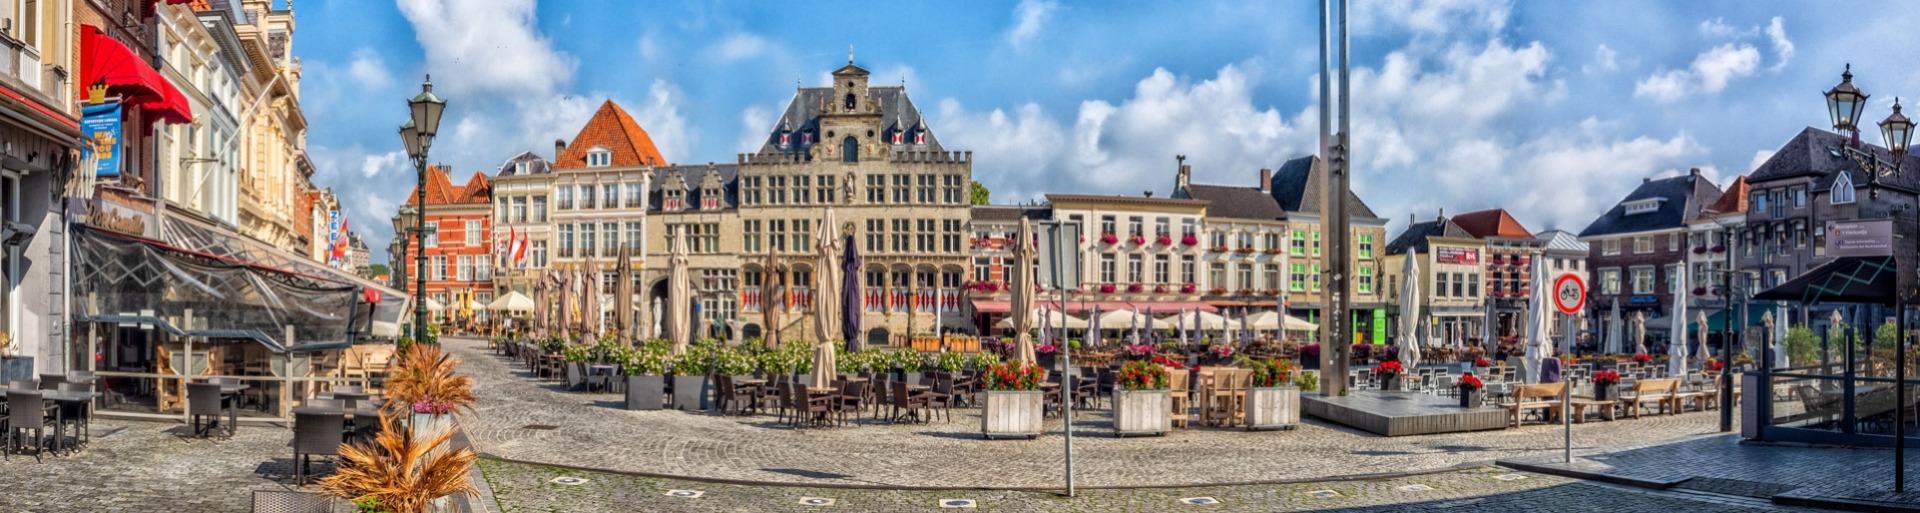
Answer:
[319,418,478,513]
[383,343,476,418]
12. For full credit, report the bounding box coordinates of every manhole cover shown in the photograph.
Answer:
[1307,490,1340,498]
[799,497,836,506]
[665,490,704,498]
[549,477,588,486]
[939,499,977,508]
[1178,497,1221,505]
[1398,484,1432,492]
[1494,474,1528,481]
[522,424,560,430]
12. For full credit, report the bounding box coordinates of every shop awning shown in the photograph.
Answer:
[160,215,408,338]
[81,24,192,123]
[1753,256,1898,305]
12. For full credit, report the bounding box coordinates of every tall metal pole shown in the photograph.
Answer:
[1720,229,1735,432]
[415,159,429,345]
[1563,312,1574,463]
[1895,298,1906,494]
[1052,222,1075,497]
[1330,0,1355,393]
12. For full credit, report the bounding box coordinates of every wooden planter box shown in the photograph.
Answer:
[671,374,711,412]
[1113,389,1171,437]
[981,390,1045,439]
[625,375,666,410]
[1244,386,1300,430]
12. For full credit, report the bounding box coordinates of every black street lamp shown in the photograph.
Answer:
[1824,65,1913,198]
[401,76,447,345]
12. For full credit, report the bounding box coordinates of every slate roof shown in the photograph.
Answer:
[1268,155,1380,219]
[970,205,1049,223]
[757,85,940,154]
[1451,209,1533,239]
[1576,173,1721,239]
[648,164,739,212]
[1385,217,1473,255]
[1748,127,1920,193]
[495,151,552,176]
[1176,184,1286,221]
[555,100,667,169]
[1534,230,1589,253]
[403,165,489,206]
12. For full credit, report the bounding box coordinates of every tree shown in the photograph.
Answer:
[969,180,991,205]
[366,263,390,276]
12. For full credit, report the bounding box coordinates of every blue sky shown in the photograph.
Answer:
[294,0,1920,263]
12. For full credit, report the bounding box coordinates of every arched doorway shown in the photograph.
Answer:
[867,327,890,349]
[842,136,859,162]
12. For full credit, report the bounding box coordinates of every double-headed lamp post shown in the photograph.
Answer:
[399,76,447,344]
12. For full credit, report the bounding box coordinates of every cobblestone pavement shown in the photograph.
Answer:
[478,458,1830,513]
[0,418,326,512]
[451,337,1732,488]
[1501,434,1920,509]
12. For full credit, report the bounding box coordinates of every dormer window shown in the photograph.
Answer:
[913,130,926,145]
[891,131,903,144]
[702,187,721,210]
[586,147,612,167]
[779,131,791,148]
[514,161,528,174]
[1831,173,1857,204]
[1622,198,1661,215]
[664,189,684,211]
[802,129,814,145]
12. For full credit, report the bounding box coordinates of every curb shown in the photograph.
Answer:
[1772,489,1920,513]
[1497,458,1920,513]
[1492,459,1685,489]
[475,453,1494,492]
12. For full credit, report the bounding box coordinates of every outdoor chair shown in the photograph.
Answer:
[834,381,868,425]
[714,375,739,414]
[794,384,834,428]
[953,371,978,407]
[926,376,957,423]
[187,383,229,438]
[773,381,794,426]
[6,390,50,462]
[565,362,585,391]
[1434,375,1456,397]
[57,382,93,447]
[250,490,340,513]
[888,380,930,424]
[1096,368,1117,410]
[1168,368,1191,428]
[38,374,66,390]
[870,376,892,420]
[291,411,345,485]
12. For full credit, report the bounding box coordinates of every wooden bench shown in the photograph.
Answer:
[1507,382,1566,427]
[1623,378,1680,418]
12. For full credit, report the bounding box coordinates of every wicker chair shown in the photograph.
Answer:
[292,411,345,485]
[187,383,228,438]
[6,390,50,462]
[834,381,869,425]
[250,490,340,513]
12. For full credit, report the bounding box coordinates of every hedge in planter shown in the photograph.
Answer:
[621,346,673,411]
[1113,360,1172,436]
[981,362,1047,439]
[1244,358,1300,430]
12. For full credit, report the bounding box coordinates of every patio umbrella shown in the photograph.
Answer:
[425,297,446,311]
[487,290,535,312]
[533,271,550,337]
[1633,310,1648,355]
[615,245,635,344]
[1283,314,1319,332]
[1010,218,1038,365]
[1773,303,1790,368]
[1763,310,1783,369]
[1241,311,1282,330]
[1399,252,1422,371]
[1145,307,1156,345]
[1131,307,1143,344]
[1097,308,1154,331]
[585,257,602,338]
[813,209,843,387]
[1178,309,1189,346]
[841,234,863,351]
[1670,269,1690,378]
[996,308,1090,329]
[763,245,782,348]
[1089,304,1103,347]
[1523,256,1550,384]
[1482,299,1497,354]
[1040,305,1052,346]
[668,230,692,355]
[1608,299,1622,354]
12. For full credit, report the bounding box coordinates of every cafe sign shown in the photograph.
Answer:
[85,198,154,239]
[1826,219,1893,258]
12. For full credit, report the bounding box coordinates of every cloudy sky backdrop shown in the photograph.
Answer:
[292,0,1920,262]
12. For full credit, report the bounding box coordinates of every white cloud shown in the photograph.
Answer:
[736,105,774,153]
[359,151,404,179]
[1005,0,1058,49]
[395,0,576,98]
[1697,18,1750,38]
[1583,44,1618,74]
[346,48,392,90]
[638,34,661,62]
[710,33,770,62]
[1355,0,1511,36]
[1765,16,1794,73]
[1749,149,1776,173]
[1634,43,1760,102]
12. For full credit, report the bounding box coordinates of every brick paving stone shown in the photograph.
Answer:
[1503,434,1920,508]
[449,336,1732,488]
[0,418,336,512]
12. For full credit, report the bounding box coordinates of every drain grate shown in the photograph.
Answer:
[522,424,560,430]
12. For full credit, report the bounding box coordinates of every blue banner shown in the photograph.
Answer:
[81,102,123,177]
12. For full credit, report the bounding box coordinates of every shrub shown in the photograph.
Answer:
[1118,360,1170,390]
[1294,371,1320,392]
[983,362,1046,391]
[1250,358,1293,388]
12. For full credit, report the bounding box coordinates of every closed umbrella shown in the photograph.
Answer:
[1773,303,1790,368]
[841,234,863,351]
[1608,299,1622,354]
[615,245,635,344]
[813,209,842,389]
[584,257,602,338]
[533,273,550,338]
[668,230,692,355]
[763,245,782,348]
[1089,304,1103,347]
[1482,299,1497,354]
[1189,306,1201,347]
[1763,310,1783,369]
[1669,269,1690,378]
[1523,256,1551,384]
[1399,252,1422,371]
[1010,218,1038,365]
[556,267,572,337]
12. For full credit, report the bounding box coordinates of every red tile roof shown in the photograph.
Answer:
[1451,208,1534,239]
[555,100,667,169]
[404,165,491,206]
[1702,176,1748,215]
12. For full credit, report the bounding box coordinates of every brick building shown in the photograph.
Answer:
[401,165,495,325]
[1578,169,1723,335]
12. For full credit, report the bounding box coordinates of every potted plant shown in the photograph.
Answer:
[671,344,713,412]
[1245,358,1300,430]
[1127,283,1145,293]
[318,418,479,512]
[382,344,476,443]
[1035,343,1060,371]
[1590,369,1620,401]
[981,362,1047,439]
[1098,283,1118,294]
[1631,353,1653,365]
[1156,234,1174,246]
[1457,374,1486,407]
[1373,360,1405,391]
[622,345,672,410]
[1205,344,1235,365]
[1153,284,1169,294]
[1181,283,1198,294]
[1122,343,1154,361]
[1210,245,1229,253]
[1113,360,1172,437]
[562,344,591,390]
[1100,232,1120,245]
[1299,344,1322,370]
[1129,234,1146,245]
[1208,287,1229,295]
[1181,233,1200,246]
[1470,356,1492,375]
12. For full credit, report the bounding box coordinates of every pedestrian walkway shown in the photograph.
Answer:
[1500,434,1918,512]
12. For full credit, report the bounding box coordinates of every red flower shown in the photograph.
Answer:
[1592,370,1620,385]
[1457,374,1484,390]
[1631,353,1653,364]
[1372,360,1404,377]
[1473,357,1492,367]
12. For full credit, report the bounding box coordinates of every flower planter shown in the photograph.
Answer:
[1592,383,1617,402]
[982,390,1045,439]
[1113,389,1171,437]
[1380,375,1402,391]
[565,362,585,390]
[1244,386,1300,430]
[625,375,667,410]
[411,413,455,446]
[672,374,712,412]
[1459,388,1484,408]
[1036,353,1058,371]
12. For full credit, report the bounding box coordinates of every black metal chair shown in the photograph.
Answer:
[250,490,339,513]
[292,411,346,485]
[7,390,51,462]
[186,383,228,438]
[37,374,66,390]
[57,382,93,447]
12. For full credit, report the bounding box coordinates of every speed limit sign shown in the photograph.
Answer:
[1552,273,1586,315]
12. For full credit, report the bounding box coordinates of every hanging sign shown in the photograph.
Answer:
[81,102,123,177]
[1826,219,1893,257]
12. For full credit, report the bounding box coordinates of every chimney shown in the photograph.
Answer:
[1258,168,1272,193]
[1643,177,1652,184]
[1437,208,1444,221]
[554,139,567,161]
[1688,167,1702,182]
[1174,154,1191,192]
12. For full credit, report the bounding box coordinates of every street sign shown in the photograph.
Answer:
[1552,273,1586,315]
[1038,221,1083,291]
[1827,219,1894,257]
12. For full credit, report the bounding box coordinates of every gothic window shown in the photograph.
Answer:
[1832,172,1857,204]
[843,136,859,163]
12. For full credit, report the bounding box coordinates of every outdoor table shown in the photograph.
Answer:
[0,389,97,453]
[215,384,250,435]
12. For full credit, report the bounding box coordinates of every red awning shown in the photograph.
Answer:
[974,300,1220,314]
[81,25,192,124]
[971,300,1011,313]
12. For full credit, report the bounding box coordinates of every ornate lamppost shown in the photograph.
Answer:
[399,77,447,345]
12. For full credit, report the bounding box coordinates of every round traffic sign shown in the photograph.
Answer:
[1552,273,1586,315]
